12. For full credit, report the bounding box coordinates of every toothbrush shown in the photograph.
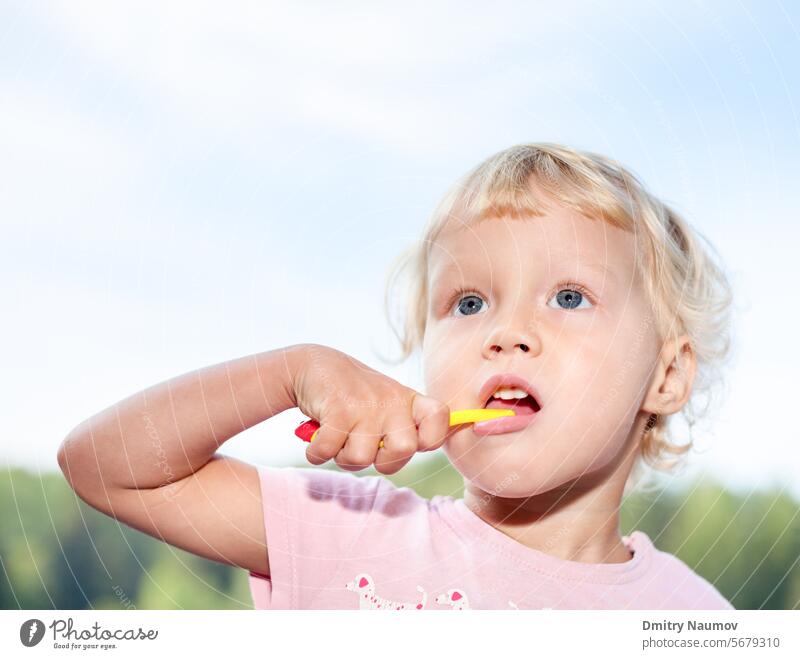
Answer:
[295,408,516,448]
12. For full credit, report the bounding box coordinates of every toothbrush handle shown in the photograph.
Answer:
[294,409,514,447]
[295,419,384,447]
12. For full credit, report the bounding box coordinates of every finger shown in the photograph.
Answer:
[306,414,351,466]
[335,421,382,472]
[412,395,451,452]
[374,415,418,475]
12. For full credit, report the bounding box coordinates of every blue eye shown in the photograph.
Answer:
[444,283,593,316]
[453,293,487,316]
[548,286,593,310]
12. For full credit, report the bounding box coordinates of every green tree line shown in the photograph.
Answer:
[2,454,798,609]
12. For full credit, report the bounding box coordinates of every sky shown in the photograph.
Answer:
[2,1,799,499]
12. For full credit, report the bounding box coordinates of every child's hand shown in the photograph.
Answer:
[291,344,450,474]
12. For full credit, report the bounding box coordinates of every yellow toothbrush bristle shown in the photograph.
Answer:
[449,408,515,426]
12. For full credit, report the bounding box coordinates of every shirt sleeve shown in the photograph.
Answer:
[659,552,736,610]
[689,574,736,610]
[247,465,390,609]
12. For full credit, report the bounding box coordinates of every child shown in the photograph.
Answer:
[58,143,734,610]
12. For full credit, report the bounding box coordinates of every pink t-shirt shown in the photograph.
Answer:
[247,465,734,610]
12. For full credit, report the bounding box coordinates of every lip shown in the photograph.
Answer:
[477,372,543,410]
[474,372,543,437]
[473,411,539,436]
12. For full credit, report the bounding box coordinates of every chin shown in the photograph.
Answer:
[445,449,547,497]
[467,467,590,499]
[445,438,606,499]
[493,472,568,498]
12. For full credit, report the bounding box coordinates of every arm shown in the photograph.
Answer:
[56,344,306,577]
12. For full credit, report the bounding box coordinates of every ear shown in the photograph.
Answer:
[642,334,696,415]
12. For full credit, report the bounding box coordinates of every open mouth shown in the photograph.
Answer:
[483,392,541,415]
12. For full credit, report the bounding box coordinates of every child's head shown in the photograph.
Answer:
[385,143,733,496]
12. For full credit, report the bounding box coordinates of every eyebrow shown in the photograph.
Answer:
[429,259,617,284]
[573,261,617,282]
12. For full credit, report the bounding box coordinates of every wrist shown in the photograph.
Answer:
[280,343,314,408]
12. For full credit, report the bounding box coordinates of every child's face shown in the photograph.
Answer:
[421,198,662,497]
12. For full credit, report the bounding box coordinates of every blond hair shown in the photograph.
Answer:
[383,143,734,490]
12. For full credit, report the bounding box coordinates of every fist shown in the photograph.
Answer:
[290,344,451,474]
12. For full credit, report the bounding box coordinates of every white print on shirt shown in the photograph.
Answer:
[435,590,540,610]
[434,588,470,609]
[345,573,428,610]
[346,573,527,610]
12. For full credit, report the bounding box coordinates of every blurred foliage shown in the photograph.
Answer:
[2,454,798,609]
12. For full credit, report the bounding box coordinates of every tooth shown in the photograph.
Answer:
[492,387,528,400]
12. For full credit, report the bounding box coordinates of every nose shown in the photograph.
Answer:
[481,316,541,358]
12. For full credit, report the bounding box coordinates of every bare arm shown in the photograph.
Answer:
[56,344,306,577]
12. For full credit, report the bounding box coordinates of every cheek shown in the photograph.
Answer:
[423,353,468,403]
[555,336,655,459]
[422,325,474,396]
[591,324,660,406]
[560,326,640,388]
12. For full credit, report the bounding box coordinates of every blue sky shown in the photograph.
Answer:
[2,1,799,498]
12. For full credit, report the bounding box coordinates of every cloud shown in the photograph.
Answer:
[0,83,145,237]
[41,1,633,150]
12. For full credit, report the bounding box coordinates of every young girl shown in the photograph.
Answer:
[57,143,734,610]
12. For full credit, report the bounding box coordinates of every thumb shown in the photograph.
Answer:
[411,393,451,452]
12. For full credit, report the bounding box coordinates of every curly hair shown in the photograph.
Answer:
[382,143,734,491]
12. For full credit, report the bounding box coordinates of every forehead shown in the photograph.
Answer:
[428,207,635,283]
